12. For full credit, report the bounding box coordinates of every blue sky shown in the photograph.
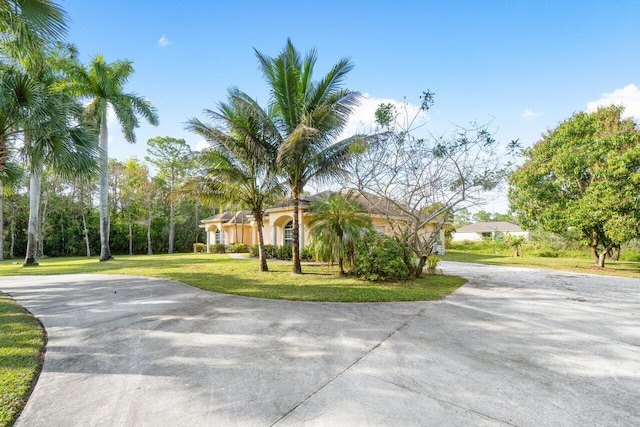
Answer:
[63,0,640,211]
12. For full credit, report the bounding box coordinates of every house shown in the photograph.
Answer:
[200,190,447,252]
[451,221,528,242]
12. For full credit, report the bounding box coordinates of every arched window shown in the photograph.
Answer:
[283,221,293,246]
[215,229,226,244]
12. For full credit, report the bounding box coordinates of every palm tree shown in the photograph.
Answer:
[184,89,283,272]
[21,49,99,266]
[0,0,67,62]
[0,0,67,176]
[65,55,159,261]
[308,191,373,275]
[255,39,362,273]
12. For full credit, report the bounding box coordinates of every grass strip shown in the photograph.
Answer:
[0,254,466,302]
[0,293,45,427]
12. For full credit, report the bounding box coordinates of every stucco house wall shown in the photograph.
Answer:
[201,191,447,253]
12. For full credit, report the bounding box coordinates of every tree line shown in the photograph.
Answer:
[1,138,214,259]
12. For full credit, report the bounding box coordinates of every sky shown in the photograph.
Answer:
[62,0,640,212]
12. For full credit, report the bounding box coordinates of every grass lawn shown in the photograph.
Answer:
[0,293,45,427]
[443,250,640,278]
[0,253,466,302]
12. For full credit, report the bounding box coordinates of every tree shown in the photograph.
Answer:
[1,0,67,176]
[350,93,514,277]
[145,136,192,254]
[21,49,99,266]
[0,0,67,62]
[307,191,373,275]
[509,106,640,268]
[184,89,283,272]
[255,39,362,274]
[65,55,159,261]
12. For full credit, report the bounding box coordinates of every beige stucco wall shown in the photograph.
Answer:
[202,209,447,252]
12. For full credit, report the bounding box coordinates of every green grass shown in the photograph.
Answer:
[0,254,466,302]
[443,250,640,278]
[0,293,45,427]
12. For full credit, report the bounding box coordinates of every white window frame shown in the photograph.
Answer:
[283,221,293,246]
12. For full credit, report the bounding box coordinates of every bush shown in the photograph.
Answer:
[251,244,280,259]
[210,243,226,254]
[264,244,278,259]
[300,246,315,262]
[276,244,293,260]
[193,243,206,253]
[353,231,409,281]
[620,248,640,262]
[250,244,259,258]
[228,243,249,253]
[536,250,559,258]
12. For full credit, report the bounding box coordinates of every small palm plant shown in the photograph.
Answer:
[308,191,373,275]
[426,254,440,275]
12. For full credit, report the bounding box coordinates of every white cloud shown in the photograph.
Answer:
[338,94,429,140]
[195,139,209,152]
[157,35,169,47]
[587,84,640,118]
[521,108,542,119]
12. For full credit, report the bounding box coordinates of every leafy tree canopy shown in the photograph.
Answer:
[509,105,640,267]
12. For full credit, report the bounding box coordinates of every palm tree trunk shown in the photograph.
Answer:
[194,201,199,243]
[82,210,90,257]
[168,198,175,253]
[254,212,268,272]
[128,211,133,255]
[10,215,15,259]
[99,113,112,261]
[24,165,42,266]
[147,204,152,255]
[337,230,344,275]
[37,197,46,258]
[291,187,302,274]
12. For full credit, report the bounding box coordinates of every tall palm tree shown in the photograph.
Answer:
[65,55,159,261]
[22,48,99,266]
[184,89,283,272]
[255,39,362,273]
[308,191,373,275]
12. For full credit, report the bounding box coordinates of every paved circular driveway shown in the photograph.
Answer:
[1,261,639,426]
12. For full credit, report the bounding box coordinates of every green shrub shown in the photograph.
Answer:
[193,243,206,253]
[249,244,278,258]
[276,244,293,260]
[250,244,259,258]
[536,249,559,258]
[264,244,278,259]
[620,249,640,262]
[300,246,315,261]
[447,240,510,255]
[210,244,226,254]
[353,231,409,281]
[228,243,249,253]
[427,255,440,270]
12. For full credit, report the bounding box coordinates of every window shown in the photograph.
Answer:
[215,229,226,244]
[284,221,293,245]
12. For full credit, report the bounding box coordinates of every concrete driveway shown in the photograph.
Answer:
[1,262,639,426]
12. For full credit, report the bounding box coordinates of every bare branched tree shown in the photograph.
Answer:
[349,92,517,276]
